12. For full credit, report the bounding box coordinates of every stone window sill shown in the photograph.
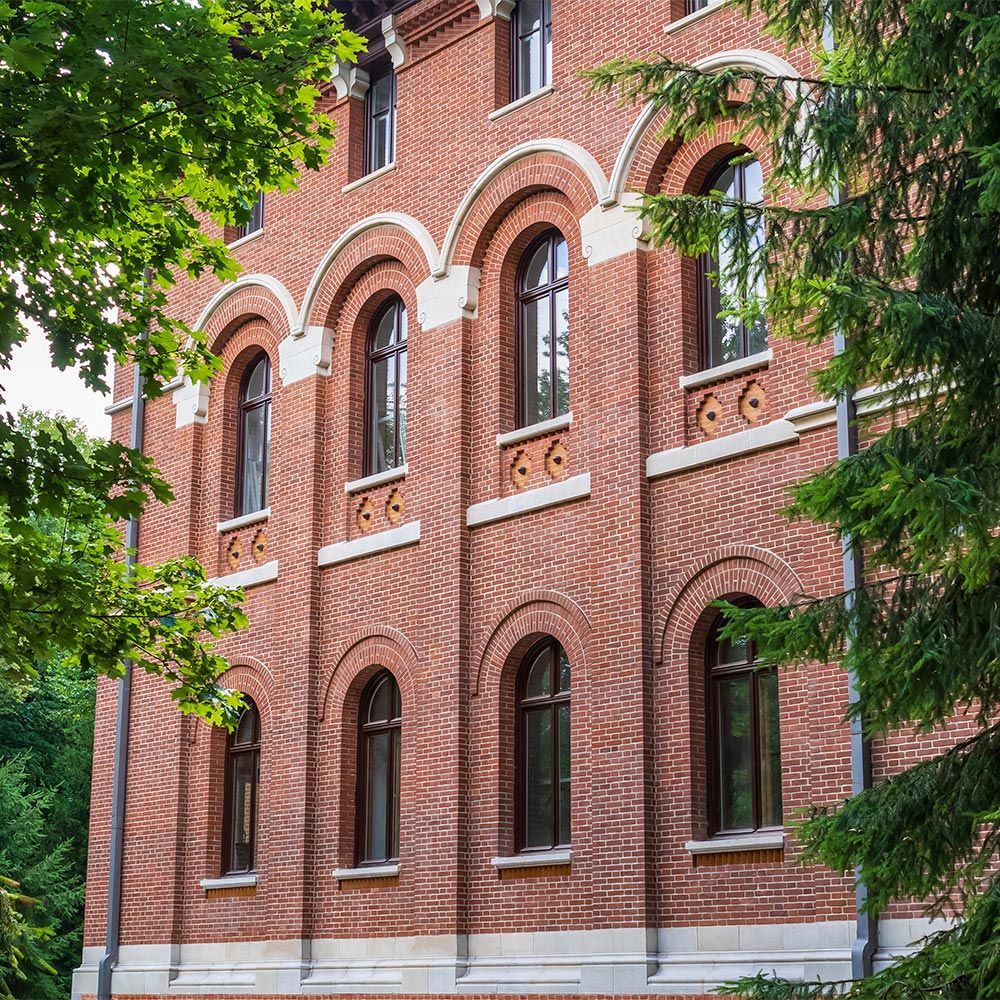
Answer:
[317,521,420,567]
[216,507,270,534]
[496,412,572,448]
[466,474,590,528]
[679,349,773,391]
[489,84,553,122]
[341,162,396,194]
[663,0,729,35]
[200,873,257,890]
[345,465,407,495]
[332,863,400,880]
[206,560,279,591]
[227,228,264,251]
[685,832,784,855]
[492,849,572,869]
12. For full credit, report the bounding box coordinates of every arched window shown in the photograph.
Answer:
[357,671,402,865]
[707,609,782,834]
[511,0,552,101]
[223,699,261,874]
[698,155,767,369]
[365,297,407,475]
[236,352,271,516]
[516,230,569,428]
[516,637,570,851]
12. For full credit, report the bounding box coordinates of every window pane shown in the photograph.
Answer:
[557,702,570,845]
[366,731,390,862]
[717,675,753,831]
[390,727,401,859]
[554,287,569,416]
[521,296,550,425]
[370,73,392,114]
[397,302,408,342]
[371,113,390,171]
[518,27,542,97]
[757,670,783,827]
[554,235,568,280]
[523,707,552,849]
[519,0,542,33]
[229,751,256,872]
[557,648,570,693]
[717,631,749,666]
[525,646,552,699]
[245,356,268,400]
[367,675,393,724]
[523,240,549,291]
[397,349,407,465]
[240,403,269,515]
[372,305,396,351]
[235,705,256,746]
[371,357,396,474]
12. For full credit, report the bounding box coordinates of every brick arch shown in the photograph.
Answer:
[474,590,591,698]
[195,276,296,351]
[188,655,276,744]
[656,545,805,666]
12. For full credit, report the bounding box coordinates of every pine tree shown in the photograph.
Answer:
[588,0,1000,993]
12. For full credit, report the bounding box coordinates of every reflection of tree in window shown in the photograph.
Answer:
[224,700,260,874]
[699,156,768,369]
[517,231,569,427]
[236,353,271,517]
[708,610,782,834]
[358,671,401,865]
[366,298,407,475]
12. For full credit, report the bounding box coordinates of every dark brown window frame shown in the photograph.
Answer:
[696,153,767,370]
[510,0,552,102]
[514,636,571,853]
[706,607,782,836]
[684,0,719,16]
[356,670,402,866]
[222,699,261,876]
[364,296,407,476]
[364,64,396,175]
[234,351,272,517]
[515,229,569,428]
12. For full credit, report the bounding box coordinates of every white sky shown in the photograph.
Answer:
[3,322,112,439]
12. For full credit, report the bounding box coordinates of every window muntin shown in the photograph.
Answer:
[512,0,552,100]
[698,155,767,369]
[234,190,264,241]
[223,699,261,875]
[708,611,782,835]
[365,68,396,174]
[516,230,569,428]
[516,637,571,852]
[236,352,271,517]
[357,671,402,865]
[365,297,407,476]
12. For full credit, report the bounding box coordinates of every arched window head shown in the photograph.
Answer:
[698,155,767,369]
[516,230,569,428]
[707,606,782,835]
[366,297,408,476]
[357,670,402,865]
[511,0,552,101]
[224,699,261,874]
[236,352,271,517]
[516,637,570,851]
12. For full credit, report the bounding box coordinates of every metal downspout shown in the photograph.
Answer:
[96,328,147,1000]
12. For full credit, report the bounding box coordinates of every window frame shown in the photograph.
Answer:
[696,153,767,370]
[510,0,553,102]
[222,699,261,876]
[233,191,265,242]
[514,636,571,853]
[515,229,569,428]
[234,351,272,518]
[705,608,782,837]
[364,65,396,175]
[364,296,408,476]
[356,670,402,867]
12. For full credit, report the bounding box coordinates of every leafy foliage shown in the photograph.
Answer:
[587,0,1000,993]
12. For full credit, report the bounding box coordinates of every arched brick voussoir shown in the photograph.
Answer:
[194,275,297,351]
[317,625,420,723]
[656,545,806,666]
[187,656,276,744]
[474,591,592,698]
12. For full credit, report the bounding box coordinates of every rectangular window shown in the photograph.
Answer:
[512,0,552,101]
[233,190,264,242]
[365,69,396,174]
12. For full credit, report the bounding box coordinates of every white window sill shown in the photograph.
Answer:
[216,507,270,534]
[345,465,407,495]
[489,84,553,122]
[685,832,784,855]
[496,411,572,448]
[646,420,797,480]
[227,228,264,251]
[466,473,590,528]
[492,849,572,869]
[332,864,400,880]
[663,0,729,35]
[200,873,258,890]
[679,349,772,390]
[206,560,279,591]
[317,521,420,567]
[341,162,397,194]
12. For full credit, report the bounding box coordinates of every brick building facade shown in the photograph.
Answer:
[74,1,941,996]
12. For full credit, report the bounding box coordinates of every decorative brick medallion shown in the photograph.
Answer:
[697,393,723,436]
[510,450,531,489]
[545,439,569,479]
[739,380,766,423]
[386,489,405,525]
[357,497,376,532]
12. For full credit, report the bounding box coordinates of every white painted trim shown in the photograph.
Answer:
[200,874,258,890]
[341,161,397,194]
[171,377,211,428]
[646,421,798,480]
[685,832,784,855]
[104,396,134,415]
[579,194,650,265]
[475,0,516,18]
[488,84,553,122]
[345,465,407,495]
[332,61,370,101]
[278,323,332,384]
[192,273,298,338]
[216,508,270,534]
[496,412,572,448]
[207,560,279,590]
[784,398,837,431]
[381,14,407,68]
[663,0,729,35]
[226,227,265,252]
[317,521,420,567]
[467,474,591,527]
[853,374,938,417]
[416,266,480,329]
[679,349,773,390]
[492,849,572,869]
[332,864,400,880]
[105,376,184,415]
